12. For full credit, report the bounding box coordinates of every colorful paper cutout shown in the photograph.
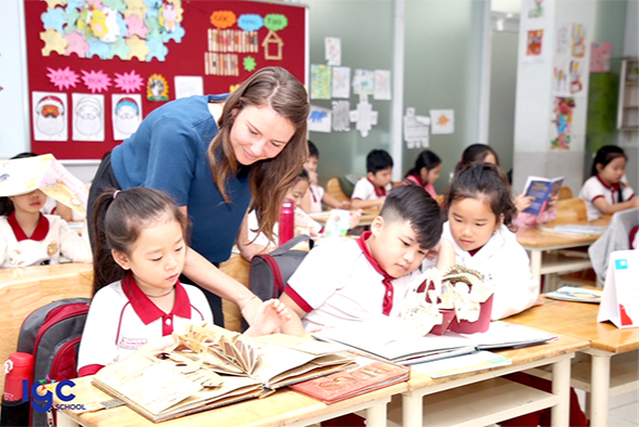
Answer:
[126,35,150,60]
[41,8,68,33]
[112,94,142,140]
[47,67,80,90]
[147,74,169,101]
[210,10,236,29]
[262,30,283,60]
[264,14,288,31]
[32,92,68,141]
[238,14,263,32]
[162,24,185,43]
[63,8,82,34]
[229,84,240,93]
[590,42,611,73]
[125,0,147,18]
[109,37,131,60]
[43,0,65,10]
[243,56,257,72]
[125,14,149,38]
[114,70,144,93]
[311,64,331,100]
[332,100,350,132]
[64,30,90,57]
[86,38,111,59]
[81,69,112,93]
[146,38,169,61]
[72,93,105,142]
[40,28,68,56]
[102,0,128,13]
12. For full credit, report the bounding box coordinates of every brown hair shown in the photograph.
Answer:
[207,67,309,243]
[91,188,189,293]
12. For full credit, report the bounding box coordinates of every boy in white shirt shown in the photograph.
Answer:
[279,185,454,334]
[351,149,394,210]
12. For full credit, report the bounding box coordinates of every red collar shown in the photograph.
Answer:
[121,273,191,325]
[8,211,50,242]
[467,246,483,256]
[596,175,621,191]
[367,178,387,197]
[356,231,395,315]
[309,185,318,203]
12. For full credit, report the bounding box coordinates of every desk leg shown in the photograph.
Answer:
[402,394,422,427]
[589,351,611,427]
[365,403,387,427]
[529,249,542,290]
[551,357,571,427]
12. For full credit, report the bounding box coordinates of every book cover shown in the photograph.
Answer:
[91,324,354,422]
[522,176,564,216]
[546,286,603,303]
[290,352,410,403]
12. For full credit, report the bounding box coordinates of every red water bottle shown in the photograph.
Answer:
[1,352,34,426]
[279,198,295,246]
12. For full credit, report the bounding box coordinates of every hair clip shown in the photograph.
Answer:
[113,190,121,200]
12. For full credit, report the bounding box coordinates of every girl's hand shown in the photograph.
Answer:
[348,209,363,229]
[251,299,292,335]
[514,194,535,212]
[546,194,559,210]
[337,200,351,210]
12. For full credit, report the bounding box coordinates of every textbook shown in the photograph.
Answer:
[91,324,354,422]
[546,286,603,303]
[412,350,512,378]
[290,352,410,403]
[522,176,564,216]
[313,321,557,365]
[540,224,607,236]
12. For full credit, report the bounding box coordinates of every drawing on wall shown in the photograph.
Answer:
[374,70,391,101]
[352,69,375,95]
[350,94,378,138]
[332,100,350,132]
[332,66,350,99]
[32,92,68,141]
[527,0,545,19]
[571,24,587,59]
[553,23,587,97]
[551,97,575,151]
[430,109,454,135]
[525,29,544,62]
[147,74,170,101]
[404,108,430,149]
[590,42,611,73]
[174,76,204,99]
[72,93,104,142]
[311,64,332,100]
[308,105,332,133]
[112,94,142,141]
[325,37,341,66]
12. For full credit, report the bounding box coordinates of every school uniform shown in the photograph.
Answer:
[0,212,91,268]
[77,274,212,376]
[308,182,325,213]
[351,178,392,201]
[284,231,423,332]
[580,175,635,221]
[426,221,539,320]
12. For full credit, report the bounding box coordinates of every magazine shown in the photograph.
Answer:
[546,286,603,303]
[522,176,564,216]
[91,324,354,422]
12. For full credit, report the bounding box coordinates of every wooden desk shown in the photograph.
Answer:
[516,217,610,289]
[0,263,94,394]
[394,335,589,427]
[309,209,379,227]
[507,297,639,427]
[55,375,407,427]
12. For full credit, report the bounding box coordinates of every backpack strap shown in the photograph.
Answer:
[269,234,311,256]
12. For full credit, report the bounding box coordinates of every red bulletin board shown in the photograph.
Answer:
[24,0,308,160]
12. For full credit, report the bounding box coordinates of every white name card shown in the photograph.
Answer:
[598,250,639,329]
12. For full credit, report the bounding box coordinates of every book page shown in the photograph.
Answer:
[412,350,511,378]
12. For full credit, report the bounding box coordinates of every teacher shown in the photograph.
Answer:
[88,66,310,326]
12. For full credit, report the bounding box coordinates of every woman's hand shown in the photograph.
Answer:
[514,194,534,212]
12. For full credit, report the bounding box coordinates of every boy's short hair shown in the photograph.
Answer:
[366,149,393,174]
[307,140,319,159]
[381,184,442,249]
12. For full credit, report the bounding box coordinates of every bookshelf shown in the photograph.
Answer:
[617,57,639,131]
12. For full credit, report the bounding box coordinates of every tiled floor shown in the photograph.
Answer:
[576,388,639,427]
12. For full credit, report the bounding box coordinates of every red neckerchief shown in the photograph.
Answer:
[356,231,395,315]
[8,211,50,242]
[121,273,191,335]
[367,178,387,197]
[596,175,622,203]
[309,185,318,203]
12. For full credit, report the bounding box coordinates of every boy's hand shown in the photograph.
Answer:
[308,171,319,185]
[251,299,292,335]
[337,200,351,209]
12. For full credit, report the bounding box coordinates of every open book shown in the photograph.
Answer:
[546,286,603,303]
[522,176,564,216]
[91,324,354,422]
[313,321,557,365]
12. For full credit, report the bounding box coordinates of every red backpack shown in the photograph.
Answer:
[16,298,90,427]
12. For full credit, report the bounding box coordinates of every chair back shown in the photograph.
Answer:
[545,198,588,226]
[558,186,573,200]
[326,177,350,204]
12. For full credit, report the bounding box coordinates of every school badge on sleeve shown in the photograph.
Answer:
[47,240,59,257]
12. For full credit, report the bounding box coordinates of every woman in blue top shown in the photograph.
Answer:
[88,67,310,327]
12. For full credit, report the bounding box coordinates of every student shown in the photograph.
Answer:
[580,145,638,221]
[78,188,290,376]
[436,163,539,320]
[0,188,91,268]
[302,140,351,214]
[350,149,394,210]
[403,149,442,198]
[278,185,454,335]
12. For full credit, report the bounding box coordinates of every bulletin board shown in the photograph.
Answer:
[24,0,308,160]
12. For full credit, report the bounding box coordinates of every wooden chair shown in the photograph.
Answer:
[558,186,573,200]
[325,177,350,205]
[433,194,445,207]
[545,198,588,227]
[219,254,252,333]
